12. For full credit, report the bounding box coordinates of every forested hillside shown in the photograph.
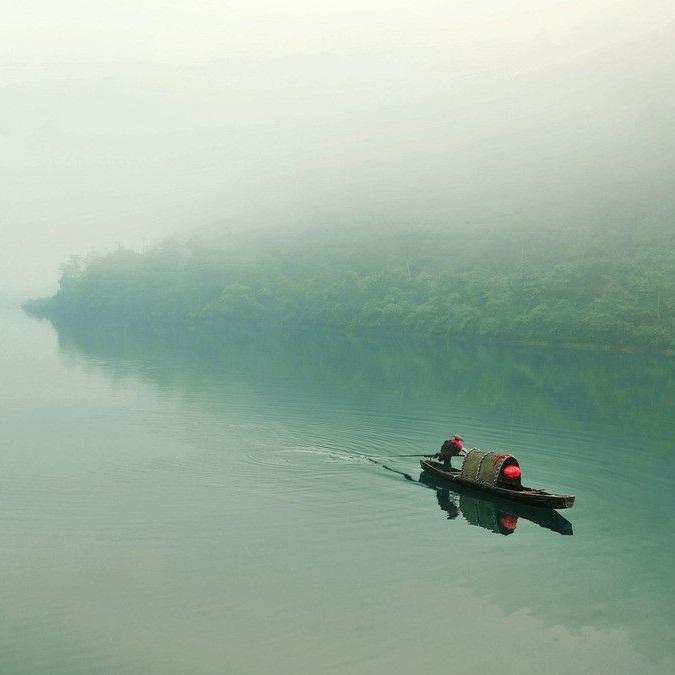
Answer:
[24,222,675,351]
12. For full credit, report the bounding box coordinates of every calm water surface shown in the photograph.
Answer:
[0,307,673,674]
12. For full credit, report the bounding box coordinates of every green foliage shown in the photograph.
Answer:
[25,222,675,351]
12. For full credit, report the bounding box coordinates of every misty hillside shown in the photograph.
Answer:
[25,222,675,351]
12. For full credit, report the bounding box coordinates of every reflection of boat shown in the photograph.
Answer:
[421,453,575,509]
[419,471,573,536]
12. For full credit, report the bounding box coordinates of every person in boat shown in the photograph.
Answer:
[436,435,465,470]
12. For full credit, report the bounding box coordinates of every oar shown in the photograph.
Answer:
[389,453,438,458]
[365,457,415,481]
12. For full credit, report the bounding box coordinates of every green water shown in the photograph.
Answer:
[1,307,674,674]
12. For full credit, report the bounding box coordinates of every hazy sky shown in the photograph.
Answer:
[1,1,674,296]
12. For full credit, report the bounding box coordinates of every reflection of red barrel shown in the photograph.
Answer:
[502,464,521,480]
[500,514,518,531]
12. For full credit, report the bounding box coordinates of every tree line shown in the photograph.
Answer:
[24,221,675,351]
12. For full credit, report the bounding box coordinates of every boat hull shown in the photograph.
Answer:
[418,470,573,535]
[420,460,575,509]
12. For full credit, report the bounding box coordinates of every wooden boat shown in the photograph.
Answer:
[418,470,573,535]
[420,459,575,509]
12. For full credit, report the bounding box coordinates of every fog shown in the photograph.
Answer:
[2,1,674,298]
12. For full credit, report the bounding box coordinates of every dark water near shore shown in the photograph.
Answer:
[1,307,674,674]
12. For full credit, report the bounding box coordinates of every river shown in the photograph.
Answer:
[1,307,673,674]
